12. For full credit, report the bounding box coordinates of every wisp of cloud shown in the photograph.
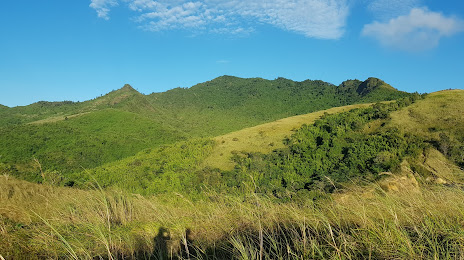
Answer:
[90,0,349,39]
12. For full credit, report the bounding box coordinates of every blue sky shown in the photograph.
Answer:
[0,0,463,107]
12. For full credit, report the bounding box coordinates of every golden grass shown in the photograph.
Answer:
[203,103,376,170]
[390,89,464,139]
[389,89,464,185]
[2,174,464,259]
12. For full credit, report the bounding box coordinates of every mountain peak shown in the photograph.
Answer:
[338,78,402,100]
[115,84,139,94]
[107,84,140,96]
[121,84,135,91]
[92,84,143,107]
[357,78,396,94]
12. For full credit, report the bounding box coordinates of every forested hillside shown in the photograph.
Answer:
[71,93,426,196]
[148,76,408,136]
[0,76,410,183]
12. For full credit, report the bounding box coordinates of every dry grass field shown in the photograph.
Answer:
[2,171,464,259]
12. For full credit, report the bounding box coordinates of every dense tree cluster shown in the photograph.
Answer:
[224,94,427,198]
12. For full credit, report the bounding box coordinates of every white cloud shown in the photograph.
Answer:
[90,0,118,20]
[89,0,349,39]
[362,8,464,51]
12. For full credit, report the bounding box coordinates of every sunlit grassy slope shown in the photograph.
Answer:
[372,89,464,188]
[203,103,376,170]
[72,91,464,198]
[390,89,464,168]
[390,90,464,139]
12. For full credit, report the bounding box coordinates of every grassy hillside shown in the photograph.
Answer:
[66,93,426,197]
[215,94,427,197]
[0,84,159,127]
[0,101,86,126]
[68,103,392,195]
[390,89,464,168]
[72,139,215,195]
[222,90,464,197]
[0,77,407,130]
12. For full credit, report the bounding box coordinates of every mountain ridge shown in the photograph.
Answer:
[2,76,401,111]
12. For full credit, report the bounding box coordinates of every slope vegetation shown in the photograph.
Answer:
[149,76,408,137]
[0,77,410,182]
[70,104,377,194]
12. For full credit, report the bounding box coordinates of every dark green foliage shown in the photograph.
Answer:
[149,76,410,137]
[226,95,427,197]
[338,77,408,103]
[0,77,408,133]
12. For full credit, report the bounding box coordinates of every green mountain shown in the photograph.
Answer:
[147,76,409,136]
[339,77,402,101]
[0,76,411,183]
